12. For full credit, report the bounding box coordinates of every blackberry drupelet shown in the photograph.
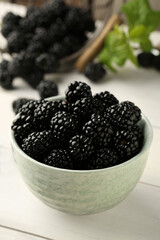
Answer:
[12,98,34,114]
[36,53,59,73]
[50,111,78,144]
[68,135,94,169]
[43,149,73,169]
[21,130,53,161]
[114,129,141,161]
[83,113,113,148]
[88,148,119,169]
[11,114,34,144]
[65,81,92,103]
[71,97,94,123]
[106,101,141,130]
[37,80,58,99]
[93,91,119,112]
[137,52,154,68]
[85,62,106,82]
[0,60,13,89]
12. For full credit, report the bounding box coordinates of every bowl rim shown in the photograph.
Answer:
[10,95,153,174]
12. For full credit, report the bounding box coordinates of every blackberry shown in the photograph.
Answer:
[19,100,43,116]
[7,31,26,53]
[50,111,78,144]
[83,113,113,148]
[12,98,34,114]
[65,81,92,103]
[27,41,44,57]
[21,130,53,161]
[63,35,84,54]
[114,129,141,161]
[24,69,44,88]
[93,91,119,112]
[11,113,34,144]
[32,27,49,45]
[1,24,17,38]
[0,60,13,89]
[85,62,106,82]
[34,101,58,129]
[153,54,160,71]
[92,97,104,115]
[106,101,141,130]
[19,17,36,33]
[43,149,73,169]
[137,52,154,68]
[49,42,69,59]
[88,148,119,169]
[37,80,58,99]
[9,53,35,77]
[48,20,67,41]
[26,6,38,17]
[68,135,94,169]
[43,0,67,18]
[3,12,21,25]
[71,97,94,123]
[36,53,59,73]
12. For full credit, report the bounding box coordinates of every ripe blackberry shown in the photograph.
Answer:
[85,62,106,82]
[106,101,141,130]
[11,114,34,144]
[19,17,36,33]
[12,98,34,114]
[50,111,78,144]
[27,41,44,57]
[37,80,58,99]
[1,24,17,38]
[63,34,84,54]
[114,129,141,161]
[83,113,113,148]
[36,53,59,73]
[26,6,38,17]
[68,135,94,169]
[88,148,119,169]
[153,54,160,71]
[49,42,69,59]
[21,130,53,161]
[3,12,21,25]
[48,20,67,41]
[24,69,44,88]
[65,81,92,103]
[0,60,13,89]
[7,31,26,53]
[93,91,119,113]
[19,100,43,116]
[43,149,73,169]
[137,52,154,68]
[71,97,94,123]
[32,27,49,45]
[43,0,67,18]
[92,97,104,115]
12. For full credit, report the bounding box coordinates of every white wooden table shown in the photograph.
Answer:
[0,2,160,240]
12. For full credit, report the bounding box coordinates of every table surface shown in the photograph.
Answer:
[0,2,160,240]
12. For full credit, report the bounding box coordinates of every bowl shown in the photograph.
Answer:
[10,96,153,215]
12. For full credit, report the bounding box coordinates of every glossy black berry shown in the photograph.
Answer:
[43,149,73,169]
[12,98,34,114]
[21,130,53,161]
[88,148,119,169]
[85,62,106,82]
[65,81,92,103]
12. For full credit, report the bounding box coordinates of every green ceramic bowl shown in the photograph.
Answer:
[10,96,153,215]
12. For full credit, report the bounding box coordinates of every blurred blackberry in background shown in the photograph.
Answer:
[7,31,26,53]
[43,149,73,169]
[37,80,58,99]
[49,42,69,59]
[43,0,68,19]
[36,53,59,73]
[137,52,154,67]
[85,62,106,82]
[25,69,44,88]
[88,148,119,169]
[0,60,13,89]
[66,81,92,103]
[26,6,38,17]
[32,28,49,45]
[1,24,17,38]
[2,12,21,25]
[12,98,34,114]
[153,54,160,71]
[27,41,44,57]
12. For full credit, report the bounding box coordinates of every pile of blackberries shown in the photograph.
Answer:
[0,0,95,89]
[11,81,144,170]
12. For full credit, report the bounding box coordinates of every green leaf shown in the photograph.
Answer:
[121,0,160,31]
[98,25,138,71]
[140,39,152,52]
